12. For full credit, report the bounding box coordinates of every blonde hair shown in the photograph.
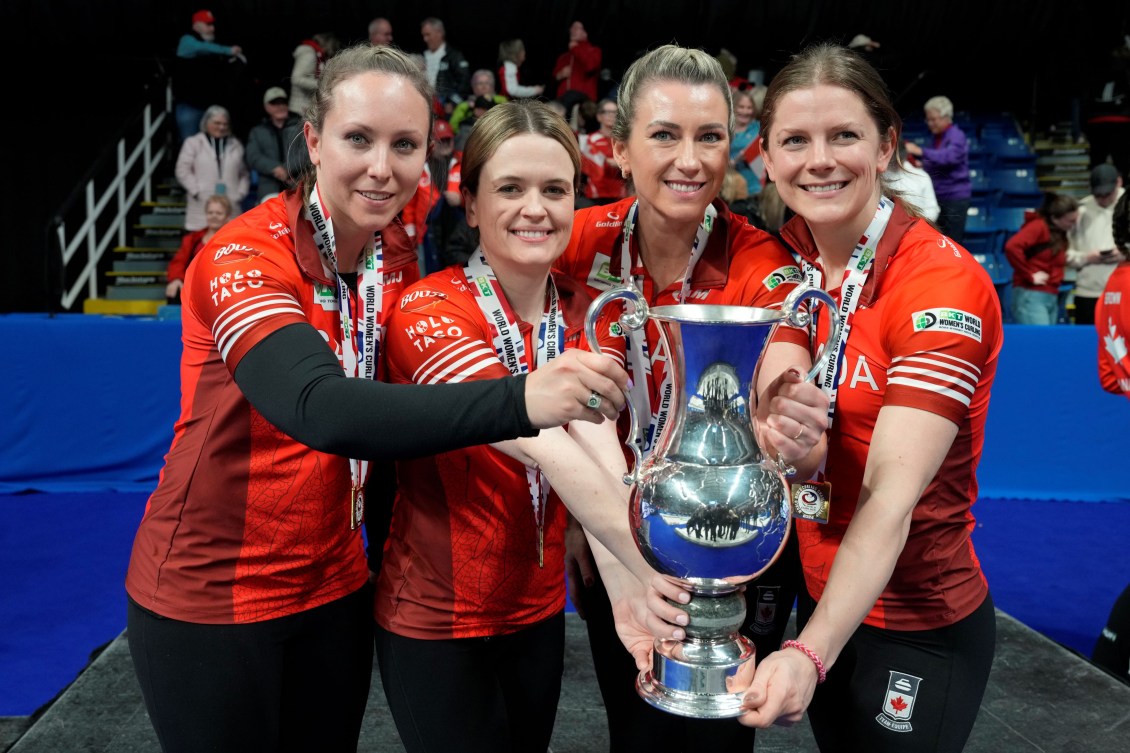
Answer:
[613,44,734,143]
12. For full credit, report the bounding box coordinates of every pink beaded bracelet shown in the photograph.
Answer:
[781,639,827,684]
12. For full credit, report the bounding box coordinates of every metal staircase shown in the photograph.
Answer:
[49,73,180,316]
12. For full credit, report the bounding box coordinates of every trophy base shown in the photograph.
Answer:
[636,634,755,719]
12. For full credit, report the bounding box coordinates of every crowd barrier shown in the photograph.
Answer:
[1,314,1126,502]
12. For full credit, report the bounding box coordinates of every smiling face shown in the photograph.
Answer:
[762,83,894,240]
[463,133,576,278]
[734,93,755,129]
[304,71,430,252]
[612,80,729,228]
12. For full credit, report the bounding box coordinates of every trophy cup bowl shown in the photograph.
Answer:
[585,285,840,718]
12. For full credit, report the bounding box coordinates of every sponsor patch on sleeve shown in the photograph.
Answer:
[912,308,982,342]
[762,265,803,290]
[400,288,448,313]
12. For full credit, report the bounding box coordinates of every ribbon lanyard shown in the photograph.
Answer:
[802,196,894,475]
[619,200,716,453]
[308,183,384,528]
[464,250,562,566]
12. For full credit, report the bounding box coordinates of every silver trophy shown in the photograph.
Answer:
[585,284,840,718]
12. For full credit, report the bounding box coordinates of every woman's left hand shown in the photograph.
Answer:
[757,367,829,465]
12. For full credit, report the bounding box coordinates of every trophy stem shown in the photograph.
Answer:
[636,589,755,718]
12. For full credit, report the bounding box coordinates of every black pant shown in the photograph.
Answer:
[128,586,374,753]
[936,197,972,245]
[1072,295,1098,325]
[580,529,801,752]
[799,588,996,753]
[375,612,565,753]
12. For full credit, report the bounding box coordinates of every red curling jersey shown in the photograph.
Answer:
[125,189,420,624]
[557,197,808,449]
[1096,261,1130,399]
[780,203,1002,630]
[375,267,626,639]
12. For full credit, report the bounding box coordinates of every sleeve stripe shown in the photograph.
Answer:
[213,293,305,361]
[887,376,974,407]
[889,364,976,396]
[894,351,981,381]
[413,338,500,384]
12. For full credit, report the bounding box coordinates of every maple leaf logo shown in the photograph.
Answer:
[1104,319,1128,363]
[758,605,773,620]
[889,696,909,713]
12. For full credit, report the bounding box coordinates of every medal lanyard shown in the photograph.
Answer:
[308,183,384,524]
[619,200,716,453]
[465,249,563,566]
[802,196,894,475]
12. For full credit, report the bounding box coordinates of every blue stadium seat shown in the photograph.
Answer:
[992,207,1031,234]
[965,205,994,233]
[988,167,1038,194]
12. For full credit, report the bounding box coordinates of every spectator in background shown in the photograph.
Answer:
[1068,163,1125,324]
[578,98,626,204]
[165,194,232,302]
[1004,192,1078,324]
[552,21,602,105]
[421,17,471,113]
[887,142,941,222]
[245,87,304,204]
[730,87,764,200]
[450,70,507,133]
[1095,188,1130,398]
[498,39,545,99]
[289,33,341,120]
[175,105,250,230]
[453,96,499,152]
[174,9,244,143]
[367,17,393,46]
[905,95,972,243]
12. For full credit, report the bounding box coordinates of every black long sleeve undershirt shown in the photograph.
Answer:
[232,322,537,460]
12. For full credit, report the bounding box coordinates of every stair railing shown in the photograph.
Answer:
[48,71,174,312]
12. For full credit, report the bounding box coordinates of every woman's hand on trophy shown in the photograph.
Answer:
[757,367,829,473]
[736,647,818,728]
[644,574,693,641]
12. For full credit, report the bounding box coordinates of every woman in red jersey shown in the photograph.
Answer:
[727,44,1003,752]
[1096,189,1130,398]
[556,44,830,753]
[125,45,627,753]
[375,99,657,753]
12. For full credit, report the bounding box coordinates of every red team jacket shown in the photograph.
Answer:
[126,189,419,623]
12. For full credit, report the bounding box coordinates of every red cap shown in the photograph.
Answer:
[433,119,454,140]
[192,10,215,25]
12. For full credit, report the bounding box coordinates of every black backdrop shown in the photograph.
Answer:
[13,0,1129,312]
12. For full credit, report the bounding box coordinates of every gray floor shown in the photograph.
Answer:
[4,611,1128,752]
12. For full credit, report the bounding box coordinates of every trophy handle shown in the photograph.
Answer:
[781,285,842,383]
[584,284,649,484]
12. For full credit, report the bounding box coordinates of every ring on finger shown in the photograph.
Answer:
[587,391,603,410]
[792,425,804,441]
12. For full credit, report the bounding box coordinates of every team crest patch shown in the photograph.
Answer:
[747,586,780,635]
[912,308,982,342]
[875,671,922,732]
[762,265,803,290]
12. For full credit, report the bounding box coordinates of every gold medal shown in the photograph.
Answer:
[790,481,832,524]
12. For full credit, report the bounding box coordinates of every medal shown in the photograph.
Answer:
[351,486,365,530]
[790,481,832,524]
